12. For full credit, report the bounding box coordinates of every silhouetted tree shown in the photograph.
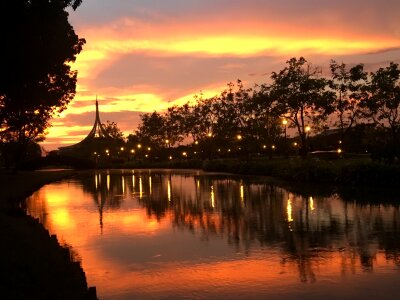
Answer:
[164,105,185,146]
[213,82,242,141]
[0,0,85,168]
[329,61,368,147]
[365,62,400,160]
[248,84,281,155]
[271,57,335,156]
[137,112,166,146]
[102,120,125,141]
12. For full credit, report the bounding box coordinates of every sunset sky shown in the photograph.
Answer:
[42,0,400,150]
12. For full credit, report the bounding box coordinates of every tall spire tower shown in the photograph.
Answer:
[84,96,110,139]
[58,96,111,154]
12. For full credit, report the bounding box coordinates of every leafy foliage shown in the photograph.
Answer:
[0,0,85,167]
[329,60,368,145]
[102,121,125,141]
[270,57,335,155]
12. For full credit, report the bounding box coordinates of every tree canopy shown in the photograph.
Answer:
[271,57,335,155]
[0,0,85,166]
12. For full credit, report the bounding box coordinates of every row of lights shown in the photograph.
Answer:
[94,145,152,156]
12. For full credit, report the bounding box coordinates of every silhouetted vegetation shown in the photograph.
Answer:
[20,155,96,171]
[0,0,85,169]
[81,57,399,165]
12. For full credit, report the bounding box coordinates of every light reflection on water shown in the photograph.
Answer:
[25,170,400,299]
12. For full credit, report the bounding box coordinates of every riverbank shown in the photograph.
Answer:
[0,170,97,300]
[202,157,400,186]
[98,157,400,187]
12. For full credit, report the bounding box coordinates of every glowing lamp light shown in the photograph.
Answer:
[194,141,199,145]
[182,152,187,156]
[120,147,125,151]
[105,149,109,153]
[137,144,142,149]
[237,134,242,140]
[207,132,212,137]
[93,152,97,155]
[293,142,298,146]
[337,148,342,154]
[305,126,311,132]
[145,154,149,158]
[282,119,288,125]
[272,145,276,149]
[165,139,169,144]
[169,156,173,160]
[130,149,135,153]
[147,147,151,151]
[263,145,267,149]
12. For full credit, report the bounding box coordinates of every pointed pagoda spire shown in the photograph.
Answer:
[95,95,100,122]
[58,96,112,152]
[83,96,111,139]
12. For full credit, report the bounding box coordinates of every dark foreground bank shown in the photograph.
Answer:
[0,171,97,300]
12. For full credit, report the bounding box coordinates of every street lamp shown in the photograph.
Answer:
[282,119,288,157]
[237,134,242,140]
[305,126,311,153]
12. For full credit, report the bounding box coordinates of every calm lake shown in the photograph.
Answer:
[25,170,400,299]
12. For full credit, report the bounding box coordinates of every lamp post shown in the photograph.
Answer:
[305,125,311,154]
[282,119,288,157]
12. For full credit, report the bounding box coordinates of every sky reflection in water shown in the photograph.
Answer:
[26,170,400,299]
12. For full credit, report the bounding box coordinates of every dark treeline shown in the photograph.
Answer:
[122,57,400,162]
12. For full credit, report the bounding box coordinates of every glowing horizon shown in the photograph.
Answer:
[41,0,400,151]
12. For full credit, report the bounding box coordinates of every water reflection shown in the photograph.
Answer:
[25,170,400,299]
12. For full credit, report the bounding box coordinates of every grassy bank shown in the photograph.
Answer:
[0,170,97,300]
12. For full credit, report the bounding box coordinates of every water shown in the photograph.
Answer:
[25,169,400,299]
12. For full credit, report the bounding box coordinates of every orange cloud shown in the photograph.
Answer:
[43,7,400,150]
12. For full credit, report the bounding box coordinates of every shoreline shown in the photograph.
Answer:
[93,157,400,187]
[0,170,97,300]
